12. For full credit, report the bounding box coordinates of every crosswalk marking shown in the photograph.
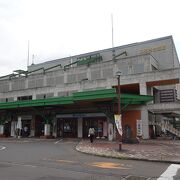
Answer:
[54,139,63,144]
[0,146,6,150]
[157,164,180,180]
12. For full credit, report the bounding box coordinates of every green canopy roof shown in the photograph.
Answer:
[0,88,153,110]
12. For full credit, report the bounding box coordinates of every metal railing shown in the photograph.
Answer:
[150,120,180,137]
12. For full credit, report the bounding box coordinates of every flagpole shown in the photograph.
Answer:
[27,40,30,67]
[111,14,115,58]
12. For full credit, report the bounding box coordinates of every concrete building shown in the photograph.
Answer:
[0,35,180,141]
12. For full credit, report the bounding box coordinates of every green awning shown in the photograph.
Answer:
[121,93,153,105]
[0,88,153,110]
[73,88,117,101]
[0,96,73,109]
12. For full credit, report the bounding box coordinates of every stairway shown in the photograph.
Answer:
[175,121,180,131]
[150,120,180,138]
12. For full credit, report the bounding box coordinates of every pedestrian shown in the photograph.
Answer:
[88,127,95,143]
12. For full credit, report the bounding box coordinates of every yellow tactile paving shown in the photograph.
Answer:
[86,162,130,169]
[43,158,131,170]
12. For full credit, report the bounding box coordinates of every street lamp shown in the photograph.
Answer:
[116,70,122,150]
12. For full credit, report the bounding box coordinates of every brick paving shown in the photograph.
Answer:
[76,139,180,163]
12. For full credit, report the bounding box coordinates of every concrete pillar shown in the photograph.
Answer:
[9,81,12,91]
[44,75,47,87]
[87,67,91,80]
[140,82,150,139]
[78,118,83,138]
[52,118,57,138]
[30,116,35,137]
[64,72,67,83]
[25,78,28,89]
[44,124,51,136]
[108,123,114,141]
[32,93,36,100]
[17,117,22,138]
[141,109,149,139]
[11,121,17,137]
[147,86,153,96]
[140,82,147,95]
[0,125,4,136]
[54,91,58,97]
[30,129,35,137]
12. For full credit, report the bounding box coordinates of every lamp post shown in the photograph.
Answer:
[116,70,122,150]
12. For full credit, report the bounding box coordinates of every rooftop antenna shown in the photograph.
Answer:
[27,40,30,67]
[111,14,115,58]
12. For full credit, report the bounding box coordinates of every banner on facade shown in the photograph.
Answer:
[114,114,123,136]
[136,119,142,136]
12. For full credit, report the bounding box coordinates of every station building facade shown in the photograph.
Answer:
[0,36,180,141]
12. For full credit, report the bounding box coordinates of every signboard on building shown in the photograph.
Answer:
[136,119,142,136]
[114,114,122,136]
[140,45,166,54]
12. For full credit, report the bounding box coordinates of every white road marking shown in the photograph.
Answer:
[157,164,180,180]
[2,161,37,168]
[54,139,63,144]
[0,146,6,150]
[13,163,37,168]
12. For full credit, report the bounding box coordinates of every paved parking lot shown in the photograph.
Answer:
[0,138,176,179]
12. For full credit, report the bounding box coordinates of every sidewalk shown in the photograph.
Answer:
[76,139,180,163]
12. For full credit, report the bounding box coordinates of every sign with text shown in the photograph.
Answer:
[114,114,122,136]
[136,119,142,136]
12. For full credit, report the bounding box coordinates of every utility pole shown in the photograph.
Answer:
[116,70,122,150]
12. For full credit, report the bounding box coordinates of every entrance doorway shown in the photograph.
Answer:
[57,118,77,138]
[22,120,31,137]
[35,115,44,137]
[4,121,11,137]
[83,117,107,138]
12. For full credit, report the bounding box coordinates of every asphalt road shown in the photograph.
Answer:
[0,139,170,180]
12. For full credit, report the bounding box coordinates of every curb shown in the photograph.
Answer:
[75,144,180,165]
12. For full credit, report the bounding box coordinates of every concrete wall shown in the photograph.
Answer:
[0,54,157,98]
[27,36,179,72]
[1,36,179,101]
[1,65,180,102]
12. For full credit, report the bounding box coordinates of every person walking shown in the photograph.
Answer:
[88,127,95,143]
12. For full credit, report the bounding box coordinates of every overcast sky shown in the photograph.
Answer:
[0,0,180,76]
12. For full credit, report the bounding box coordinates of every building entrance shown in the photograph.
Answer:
[22,119,31,137]
[57,118,77,138]
[83,117,107,138]
[35,115,44,137]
